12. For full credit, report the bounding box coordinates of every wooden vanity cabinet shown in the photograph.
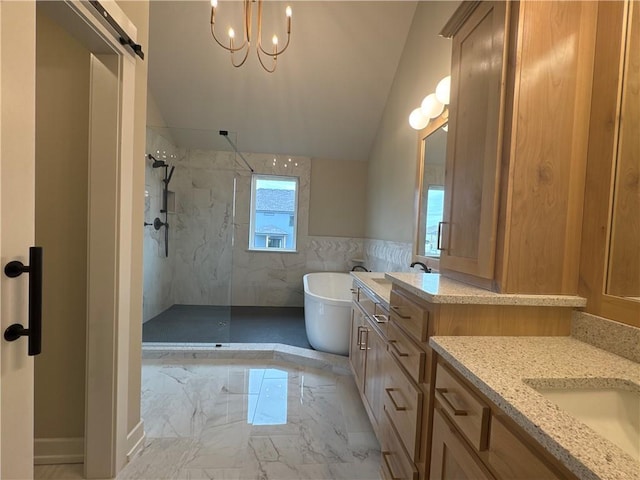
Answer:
[430,408,494,480]
[349,283,390,433]
[439,1,599,295]
[388,282,575,480]
[430,357,578,480]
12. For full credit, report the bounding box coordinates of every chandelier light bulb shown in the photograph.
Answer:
[272,35,278,46]
[409,108,429,130]
[286,6,292,17]
[435,75,451,105]
[211,0,217,8]
[228,27,235,39]
[421,93,444,119]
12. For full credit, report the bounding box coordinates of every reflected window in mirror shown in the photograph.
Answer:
[424,185,444,256]
[414,111,448,266]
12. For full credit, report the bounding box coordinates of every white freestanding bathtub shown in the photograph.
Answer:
[303,272,353,355]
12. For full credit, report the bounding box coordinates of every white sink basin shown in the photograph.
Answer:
[533,386,640,461]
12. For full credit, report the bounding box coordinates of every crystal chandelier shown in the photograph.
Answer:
[210,0,292,73]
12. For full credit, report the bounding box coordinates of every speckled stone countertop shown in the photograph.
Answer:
[350,272,392,307]
[386,272,587,306]
[430,336,640,480]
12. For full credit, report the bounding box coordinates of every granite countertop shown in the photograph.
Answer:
[430,336,640,480]
[386,272,587,307]
[350,272,391,307]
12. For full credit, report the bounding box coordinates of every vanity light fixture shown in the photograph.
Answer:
[210,0,292,73]
[409,75,451,130]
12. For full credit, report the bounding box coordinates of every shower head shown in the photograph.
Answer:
[148,153,166,168]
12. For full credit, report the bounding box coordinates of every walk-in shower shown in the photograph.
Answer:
[142,126,312,348]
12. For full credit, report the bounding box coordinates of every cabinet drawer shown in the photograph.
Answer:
[387,321,426,384]
[356,287,389,336]
[384,355,423,460]
[485,416,566,479]
[430,408,495,480]
[381,410,419,480]
[435,362,490,451]
[372,303,390,336]
[357,288,376,316]
[389,289,429,343]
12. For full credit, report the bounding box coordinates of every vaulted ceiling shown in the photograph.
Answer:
[147,1,418,161]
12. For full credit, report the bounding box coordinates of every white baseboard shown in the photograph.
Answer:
[126,420,145,461]
[34,437,84,465]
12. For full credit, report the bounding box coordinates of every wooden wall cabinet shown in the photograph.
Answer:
[439,1,599,294]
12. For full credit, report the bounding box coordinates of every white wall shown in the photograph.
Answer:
[34,7,89,447]
[365,2,459,244]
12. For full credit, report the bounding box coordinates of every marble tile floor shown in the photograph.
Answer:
[36,355,381,480]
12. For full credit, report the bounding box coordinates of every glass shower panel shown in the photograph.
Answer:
[142,126,238,344]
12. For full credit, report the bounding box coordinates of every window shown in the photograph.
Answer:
[249,174,298,251]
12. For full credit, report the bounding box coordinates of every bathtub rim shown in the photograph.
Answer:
[303,272,353,307]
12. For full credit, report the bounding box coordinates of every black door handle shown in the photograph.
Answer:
[4,246,43,356]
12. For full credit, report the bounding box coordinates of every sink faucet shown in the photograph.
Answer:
[410,261,431,273]
[351,265,369,272]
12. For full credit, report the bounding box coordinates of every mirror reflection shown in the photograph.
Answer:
[416,121,447,259]
[607,3,639,301]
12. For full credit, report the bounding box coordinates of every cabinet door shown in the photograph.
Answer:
[430,408,494,480]
[440,1,507,279]
[364,320,386,428]
[349,305,367,388]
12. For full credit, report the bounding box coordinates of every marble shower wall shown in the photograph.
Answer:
[143,129,178,321]
[171,149,236,306]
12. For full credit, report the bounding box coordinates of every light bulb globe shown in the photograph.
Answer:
[435,76,451,105]
[409,108,429,130]
[421,94,444,119]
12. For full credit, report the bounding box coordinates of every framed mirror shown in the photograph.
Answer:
[581,0,639,327]
[606,0,639,302]
[413,110,448,268]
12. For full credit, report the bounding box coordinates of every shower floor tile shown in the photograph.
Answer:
[143,305,312,349]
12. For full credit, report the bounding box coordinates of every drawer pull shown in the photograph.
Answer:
[389,305,411,319]
[350,288,358,294]
[389,339,409,357]
[373,314,388,324]
[359,328,369,351]
[436,387,468,416]
[357,326,364,346]
[381,452,402,480]
[385,388,407,411]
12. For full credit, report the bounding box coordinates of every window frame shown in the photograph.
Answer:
[249,174,299,252]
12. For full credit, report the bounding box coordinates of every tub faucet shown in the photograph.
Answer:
[410,261,431,273]
[351,265,369,272]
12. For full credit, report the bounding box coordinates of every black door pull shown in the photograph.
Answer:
[4,246,43,356]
